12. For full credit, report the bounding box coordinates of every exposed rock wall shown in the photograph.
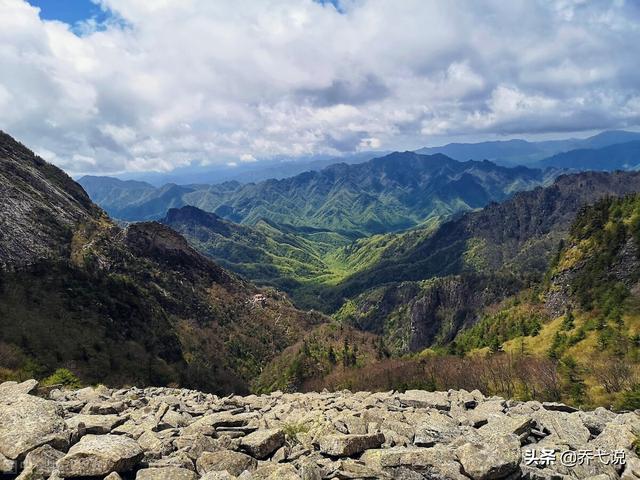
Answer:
[1,380,638,479]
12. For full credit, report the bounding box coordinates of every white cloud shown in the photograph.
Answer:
[0,0,639,174]
[240,153,257,163]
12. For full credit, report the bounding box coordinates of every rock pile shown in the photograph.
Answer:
[0,380,638,479]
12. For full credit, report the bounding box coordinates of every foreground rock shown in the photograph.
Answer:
[56,434,143,477]
[0,393,68,461]
[1,380,638,479]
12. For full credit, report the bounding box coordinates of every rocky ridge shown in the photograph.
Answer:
[1,380,639,479]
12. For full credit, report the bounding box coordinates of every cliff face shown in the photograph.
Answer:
[0,132,101,268]
[545,194,640,316]
[0,132,325,393]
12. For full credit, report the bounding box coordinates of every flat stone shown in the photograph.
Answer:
[250,462,301,479]
[21,444,65,478]
[240,428,285,459]
[200,472,237,480]
[413,411,459,446]
[183,412,254,436]
[56,434,143,477]
[0,394,68,460]
[0,453,16,474]
[136,467,197,479]
[137,430,175,459]
[65,414,126,434]
[478,414,534,441]
[196,450,257,476]
[542,401,578,413]
[591,422,639,452]
[397,390,450,410]
[318,433,385,457]
[456,433,521,480]
[0,379,38,397]
[146,450,195,470]
[578,407,617,435]
[360,446,467,479]
[533,410,591,448]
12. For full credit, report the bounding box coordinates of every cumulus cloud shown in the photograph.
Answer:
[0,0,639,174]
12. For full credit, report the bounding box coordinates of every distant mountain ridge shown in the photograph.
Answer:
[116,150,388,186]
[535,140,640,171]
[80,152,555,237]
[416,130,640,165]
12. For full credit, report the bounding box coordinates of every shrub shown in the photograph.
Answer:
[617,384,640,411]
[42,368,83,389]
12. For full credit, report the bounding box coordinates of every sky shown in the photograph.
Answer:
[1,0,639,175]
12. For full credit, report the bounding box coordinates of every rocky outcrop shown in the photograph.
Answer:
[1,380,638,479]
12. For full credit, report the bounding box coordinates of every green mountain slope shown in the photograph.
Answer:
[332,171,640,353]
[160,206,345,290]
[161,205,446,309]
[454,193,640,407]
[0,131,325,394]
[257,191,640,408]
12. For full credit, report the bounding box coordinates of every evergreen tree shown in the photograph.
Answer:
[561,309,575,331]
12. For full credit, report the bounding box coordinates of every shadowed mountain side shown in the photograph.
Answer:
[0,131,326,393]
[328,171,640,353]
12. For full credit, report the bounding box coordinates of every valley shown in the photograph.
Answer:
[4,129,640,411]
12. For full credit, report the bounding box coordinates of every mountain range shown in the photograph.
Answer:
[417,130,640,166]
[81,153,555,233]
[536,140,640,171]
[115,150,388,186]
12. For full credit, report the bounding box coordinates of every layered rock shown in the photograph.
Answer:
[1,380,638,479]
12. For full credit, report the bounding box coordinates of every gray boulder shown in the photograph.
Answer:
[18,444,65,480]
[0,379,38,397]
[240,428,285,459]
[456,433,521,480]
[0,394,67,460]
[319,432,384,457]
[397,390,450,410]
[136,467,197,479]
[56,434,143,477]
[196,450,257,476]
[414,411,460,446]
[65,414,126,434]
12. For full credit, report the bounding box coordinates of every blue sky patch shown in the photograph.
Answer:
[27,0,109,26]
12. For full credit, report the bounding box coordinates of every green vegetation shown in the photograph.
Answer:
[253,323,384,393]
[42,368,83,389]
[453,297,546,354]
